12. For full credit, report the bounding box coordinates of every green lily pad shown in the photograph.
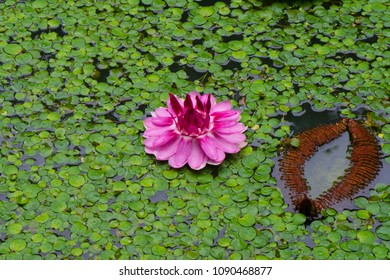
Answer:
[32,0,48,9]
[376,226,390,241]
[3,165,19,176]
[354,197,369,208]
[239,226,257,241]
[356,210,370,219]
[357,230,376,244]
[4,44,23,55]
[312,246,329,259]
[163,169,178,180]
[292,213,306,225]
[10,239,27,252]
[347,240,362,252]
[96,142,113,154]
[7,223,23,235]
[152,245,167,256]
[51,200,67,213]
[199,6,214,17]
[71,248,83,257]
[35,212,50,224]
[372,245,388,259]
[238,214,256,227]
[69,175,85,187]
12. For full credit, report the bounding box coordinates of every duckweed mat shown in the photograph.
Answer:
[0,0,389,259]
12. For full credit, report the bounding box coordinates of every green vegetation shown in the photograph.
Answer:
[0,0,389,259]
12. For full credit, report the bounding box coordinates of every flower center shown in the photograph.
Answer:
[172,94,211,137]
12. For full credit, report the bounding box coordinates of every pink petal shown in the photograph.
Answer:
[144,117,176,136]
[154,137,180,160]
[169,137,192,168]
[188,140,207,170]
[214,132,246,144]
[151,117,174,126]
[143,127,167,137]
[206,147,225,165]
[144,146,154,154]
[195,96,204,111]
[200,94,216,107]
[207,151,225,165]
[183,91,201,107]
[237,141,247,149]
[144,117,174,130]
[184,94,194,109]
[213,120,238,129]
[197,94,211,113]
[210,100,232,113]
[144,130,178,148]
[198,135,225,162]
[213,133,241,154]
[168,93,183,116]
[212,110,240,122]
[177,107,205,136]
[188,91,201,100]
[154,107,172,118]
[144,117,155,128]
[213,123,246,134]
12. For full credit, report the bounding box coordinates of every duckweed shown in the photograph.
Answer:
[0,0,389,260]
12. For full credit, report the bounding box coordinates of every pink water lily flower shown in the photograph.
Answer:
[143,91,247,170]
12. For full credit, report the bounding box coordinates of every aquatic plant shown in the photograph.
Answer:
[143,91,247,169]
[280,118,381,217]
[0,0,389,260]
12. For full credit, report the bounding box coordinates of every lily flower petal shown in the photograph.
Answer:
[143,91,246,169]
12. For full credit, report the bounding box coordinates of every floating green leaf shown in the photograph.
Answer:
[292,213,306,225]
[357,230,376,244]
[10,239,27,252]
[96,142,112,154]
[7,223,23,235]
[238,214,256,227]
[312,246,329,260]
[376,226,390,241]
[69,175,85,188]
[239,226,257,241]
[4,44,23,55]
[32,0,48,9]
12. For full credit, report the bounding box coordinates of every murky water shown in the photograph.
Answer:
[304,132,350,198]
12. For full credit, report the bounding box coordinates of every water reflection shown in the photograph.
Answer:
[304,132,350,198]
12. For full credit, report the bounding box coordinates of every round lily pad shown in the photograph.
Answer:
[96,142,112,154]
[69,175,85,187]
[71,248,83,257]
[357,230,376,244]
[376,226,390,241]
[292,213,306,225]
[152,245,167,256]
[10,239,27,252]
[312,246,329,259]
[32,0,48,9]
[238,214,256,227]
[8,223,23,235]
[239,226,257,241]
[4,44,23,55]
[163,169,178,180]
[35,212,50,224]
